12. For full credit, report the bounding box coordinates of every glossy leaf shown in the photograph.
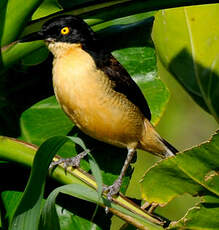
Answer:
[55,206,102,230]
[20,96,73,145]
[141,131,219,205]
[32,0,62,20]
[152,4,219,123]
[1,0,43,46]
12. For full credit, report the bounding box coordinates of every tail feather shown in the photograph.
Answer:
[140,119,178,158]
[160,138,178,156]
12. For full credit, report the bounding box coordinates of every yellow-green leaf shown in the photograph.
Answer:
[141,131,219,205]
[152,4,219,123]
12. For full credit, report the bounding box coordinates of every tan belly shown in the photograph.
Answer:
[52,45,144,149]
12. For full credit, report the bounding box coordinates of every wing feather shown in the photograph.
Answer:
[101,55,151,121]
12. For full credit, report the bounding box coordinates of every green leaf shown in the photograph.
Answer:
[32,0,62,20]
[20,96,73,145]
[10,136,91,230]
[1,0,43,46]
[1,191,22,224]
[0,0,7,48]
[41,184,163,230]
[40,184,100,230]
[141,131,219,205]
[55,206,102,230]
[169,195,219,229]
[1,190,103,230]
[152,4,219,123]
[1,41,45,71]
[21,46,49,66]
[10,136,70,230]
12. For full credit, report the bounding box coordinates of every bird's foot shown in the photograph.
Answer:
[103,177,122,213]
[49,149,89,172]
[148,203,159,214]
[141,201,159,214]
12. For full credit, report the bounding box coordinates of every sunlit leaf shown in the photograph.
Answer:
[152,4,219,123]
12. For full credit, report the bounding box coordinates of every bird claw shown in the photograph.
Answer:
[141,201,159,214]
[103,178,122,213]
[49,149,89,173]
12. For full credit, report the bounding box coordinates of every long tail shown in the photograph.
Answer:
[139,119,178,158]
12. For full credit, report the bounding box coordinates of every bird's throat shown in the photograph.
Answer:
[47,42,82,58]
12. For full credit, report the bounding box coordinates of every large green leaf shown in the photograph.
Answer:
[169,195,219,229]
[152,4,219,123]
[1,0,43,46]
[141,131,219,227]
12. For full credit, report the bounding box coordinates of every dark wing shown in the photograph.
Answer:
[101,55,151,121]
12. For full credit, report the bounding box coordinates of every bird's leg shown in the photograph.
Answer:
[103,148,136,211]
[148,203,159,214]
[141,201,159,214]
[49,149,89,172]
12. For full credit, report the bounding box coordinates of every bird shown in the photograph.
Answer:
[19,15,178,203]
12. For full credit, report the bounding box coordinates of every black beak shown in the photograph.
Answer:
[18,31,44,43]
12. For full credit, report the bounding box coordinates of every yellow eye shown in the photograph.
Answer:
[61,26,70,35]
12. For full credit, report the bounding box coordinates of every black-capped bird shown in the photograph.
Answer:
[19,15,178,202]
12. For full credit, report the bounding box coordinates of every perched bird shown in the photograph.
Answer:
[19,15,178,202]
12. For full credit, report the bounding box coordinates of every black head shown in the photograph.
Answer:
[19,15,97,46]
